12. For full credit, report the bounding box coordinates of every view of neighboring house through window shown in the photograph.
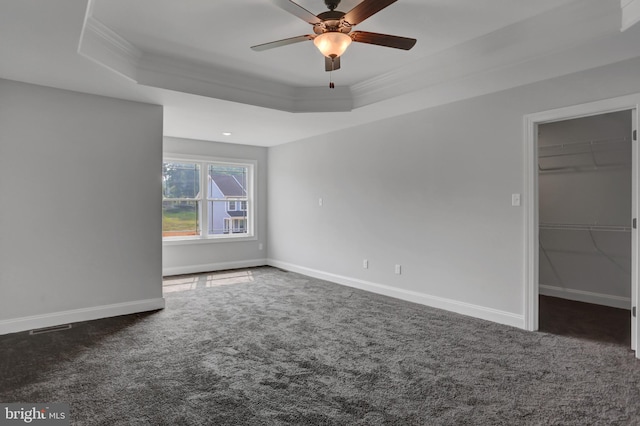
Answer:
[162,158,254,240]
[207,165,249,235]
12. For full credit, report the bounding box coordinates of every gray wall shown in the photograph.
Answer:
[0,79,164,334]
[162,137,268,275]
[267,56,640,327]
[538,111,632,307]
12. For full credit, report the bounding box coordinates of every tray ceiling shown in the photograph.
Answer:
[89,0,574,88]
[2,0,640,145]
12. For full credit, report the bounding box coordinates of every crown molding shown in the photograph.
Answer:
[364,31,640,129]
[137,53,295,111]
[78,13,141,82]
[136,53,353,112]
[622,0,640,31]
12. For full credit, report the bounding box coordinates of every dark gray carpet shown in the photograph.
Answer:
[539,295,631,346]
[1,267,639,425]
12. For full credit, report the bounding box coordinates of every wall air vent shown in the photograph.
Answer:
[29,324,72,335]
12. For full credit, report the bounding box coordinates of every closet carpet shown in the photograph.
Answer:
[1,267,639,425]
[539,295,631,346]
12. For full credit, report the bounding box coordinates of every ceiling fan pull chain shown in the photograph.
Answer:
[329,63,335,89]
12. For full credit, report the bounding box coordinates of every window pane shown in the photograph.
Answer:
[163,162,200,199]
[163,200,200,237]
[208,200,248,235]
[208,165,247,199]
[208,164,249,236]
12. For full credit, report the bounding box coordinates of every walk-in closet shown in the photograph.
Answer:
[537,110,632,345]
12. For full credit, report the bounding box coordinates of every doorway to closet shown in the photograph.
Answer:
[525,94,640,359]
[537,111,632,346]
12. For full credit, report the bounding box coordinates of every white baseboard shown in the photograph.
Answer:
[267,259,525,329]
[162,259,267,277]
[0,298,166,336]
[539,284,631,309]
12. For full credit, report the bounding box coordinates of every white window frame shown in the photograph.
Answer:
[163,153,256,245]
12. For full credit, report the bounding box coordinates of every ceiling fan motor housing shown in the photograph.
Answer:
[314,11,352,35]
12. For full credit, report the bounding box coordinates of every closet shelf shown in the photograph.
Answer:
[539,223,631,232]
[537,136,630,172]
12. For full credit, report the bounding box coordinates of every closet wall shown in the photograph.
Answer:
[538,111,632,308]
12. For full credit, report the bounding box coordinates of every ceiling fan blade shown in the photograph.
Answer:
[351,31,416,50]
[272,0,322,24]
[343,0,397,26]
[251,35,314,52]
[325,55,341,71]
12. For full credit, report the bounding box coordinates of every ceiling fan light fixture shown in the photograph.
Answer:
[313,32,352,58]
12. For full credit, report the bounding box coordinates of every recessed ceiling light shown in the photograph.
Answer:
[222,132,232,136]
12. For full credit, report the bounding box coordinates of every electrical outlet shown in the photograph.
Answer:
[363,259,368,269]
[395,264,401,275]
[258,243,263,251]
[511,193,521,207]
[318,197,323,207]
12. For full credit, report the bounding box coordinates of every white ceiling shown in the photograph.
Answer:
[1,0,640,146]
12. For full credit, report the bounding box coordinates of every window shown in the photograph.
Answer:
[162,157,255,241]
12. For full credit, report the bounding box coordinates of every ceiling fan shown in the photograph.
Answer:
[251,0,417,77]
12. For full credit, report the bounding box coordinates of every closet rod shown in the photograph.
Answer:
[538,136,630,153]
[539,225,632,275]
[538,149,628,160]
[539,223,631,232]
[537,163,629,173]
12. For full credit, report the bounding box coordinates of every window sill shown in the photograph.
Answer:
[162,235,257,246]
